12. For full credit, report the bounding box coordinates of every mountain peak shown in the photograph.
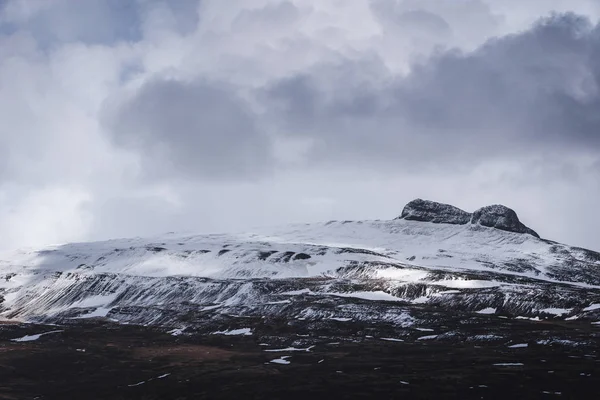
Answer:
[397,199,539,238]
[471,204,539,238]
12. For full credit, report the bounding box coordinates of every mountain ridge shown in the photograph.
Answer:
[0,199,598,331]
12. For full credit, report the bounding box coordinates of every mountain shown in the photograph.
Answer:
[1,199,599,332]
[2,199,600,399]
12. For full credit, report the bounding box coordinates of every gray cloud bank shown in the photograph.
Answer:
[106,13,600,177]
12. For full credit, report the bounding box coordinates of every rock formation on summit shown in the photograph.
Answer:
[471,205,539,238]
[397,199,539,238]
[398,199,471,225]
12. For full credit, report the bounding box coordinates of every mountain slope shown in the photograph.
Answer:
[1,200,599,329]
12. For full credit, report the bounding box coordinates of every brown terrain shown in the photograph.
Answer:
[0,315,598,399]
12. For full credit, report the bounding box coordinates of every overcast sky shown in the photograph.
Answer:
[2,0,600,251]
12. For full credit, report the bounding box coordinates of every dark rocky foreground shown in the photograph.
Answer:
[1,311,599,400]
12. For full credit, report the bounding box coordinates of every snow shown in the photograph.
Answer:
[536,339,580,347]
[411,296,429,304]
[476,308,496,315]
[73,294,117,308]
[270,356,291,365]
[211,328,252,336]
[375,268,429,281]
[539,308,571,316]
[417,335,438,340]
[72,307,112,319]
[583,304,600,312]
[508,343,528,348]
[415,328,435,332]
[200,304,223,311]
[433,280,501,289]
[470,335,504,341]
[381,338,404,342]
[11,330,63,342]
[493,363,524,366]
[280,289,314,296]
[1,216,599,324]
[330,317,352,322]
[128,373,170,386]
[328,291,401,302]
[168,328,184,336]
[265,346,314,352]
[266,300,291,305]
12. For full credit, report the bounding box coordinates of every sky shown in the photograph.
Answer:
[2,0,600,251]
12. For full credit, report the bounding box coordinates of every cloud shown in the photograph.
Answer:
[370,0,500,53]
[0,0,143,44]
[259,13,600,171]
[0,0,201,45]
[2,0,600,252]
[103,78,274,181]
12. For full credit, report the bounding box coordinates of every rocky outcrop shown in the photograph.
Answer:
[471,205,539,238]
[398,199,471,225]
[397,199,539,238]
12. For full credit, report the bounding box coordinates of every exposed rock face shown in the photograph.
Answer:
[398,199,539,238]
[471,205,539,238]
[398,199,471,225]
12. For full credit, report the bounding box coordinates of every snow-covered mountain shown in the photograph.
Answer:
[1,199,600,330]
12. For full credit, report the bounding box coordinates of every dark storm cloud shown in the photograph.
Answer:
[261,13,600,169]
[103,79,273,180]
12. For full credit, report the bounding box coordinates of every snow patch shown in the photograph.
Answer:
[200,304,223,311]
[265,346,314,353]
[493,363,524,366]
[72,307,112,319]
[11,330,63,342]
[211,328,252,336]
[417,335,438,340]
[411,296,429,304]
[375,268,429,281]
[328,291,401,302]
[433,280,501,289]
[270,356,291,365]
[583,304,600,312]
[266,300,292,305]
[539,308,571,316]
[280,289,314,296]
